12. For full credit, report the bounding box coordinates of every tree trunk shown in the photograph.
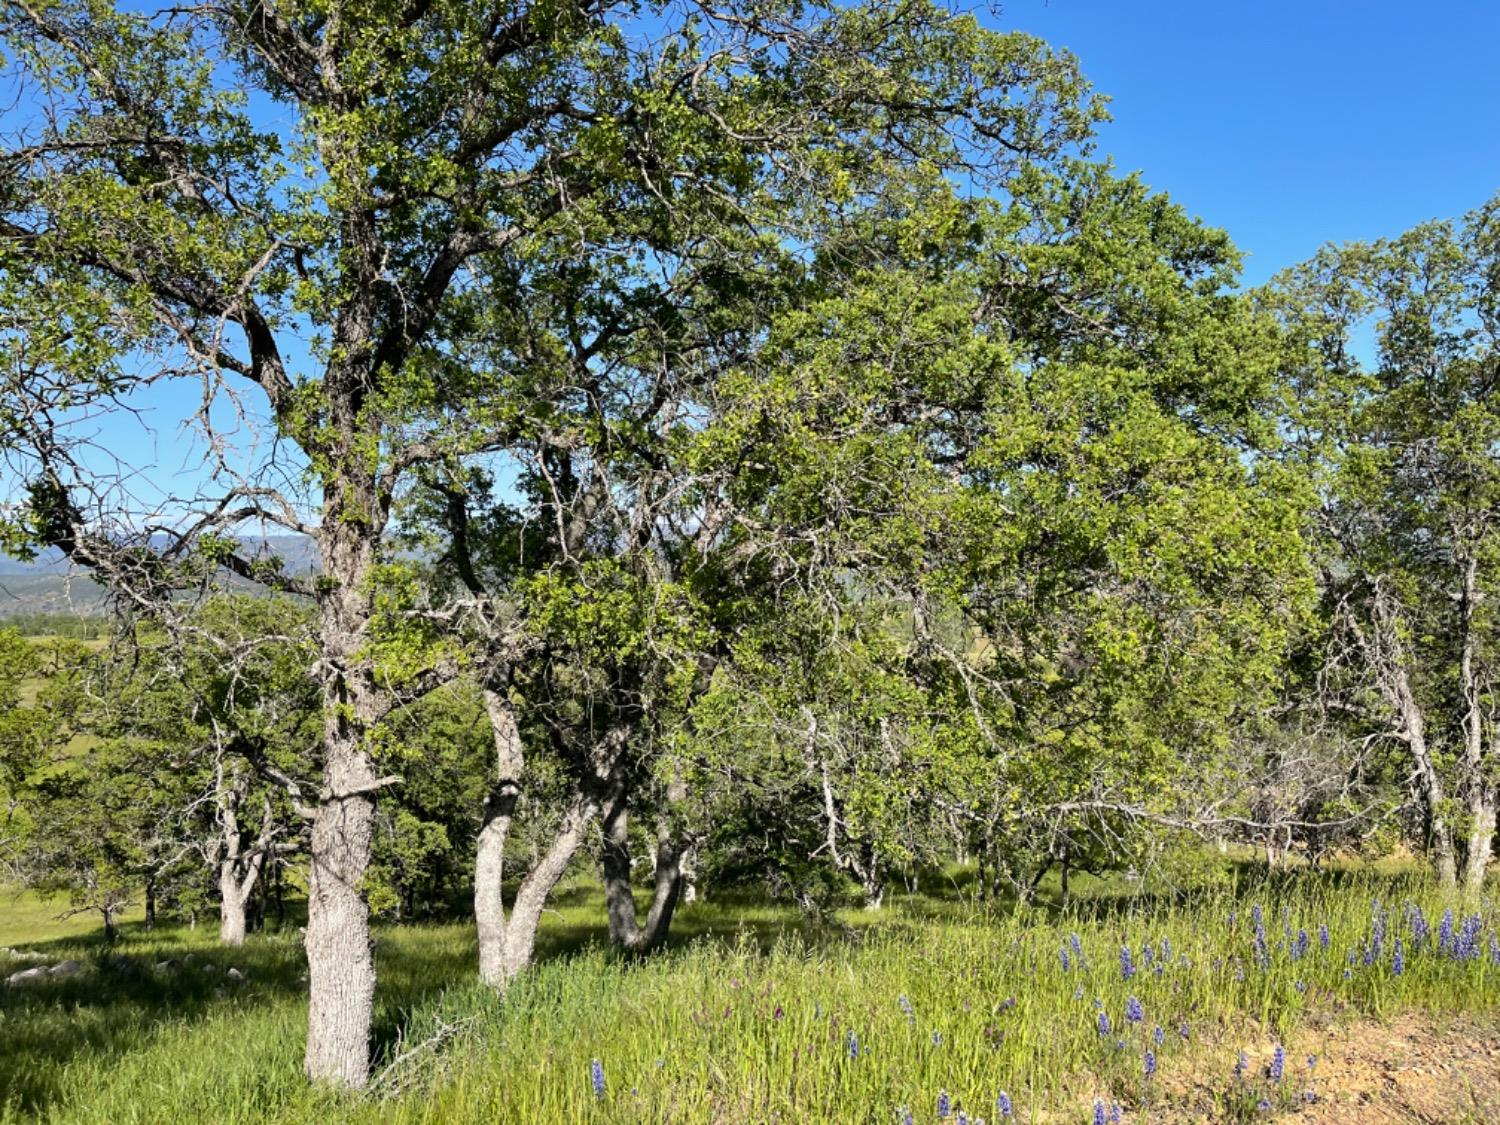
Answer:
[102,907,118,943]
[303,735,379,1086]
[144,878,157,931]
[1461,789,1496,895]
[302,517,385,1088]
[474,688,600,988]
[1456,556,1492,895]
[601,758,687,953]
[220,876,248,946]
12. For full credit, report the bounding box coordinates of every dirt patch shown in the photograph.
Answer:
[1149,1011,1500,1123]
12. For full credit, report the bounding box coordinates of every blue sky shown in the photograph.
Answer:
[999,0,1500,285]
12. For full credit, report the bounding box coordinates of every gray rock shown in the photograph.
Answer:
[154,959,178,972]
[6,966,48,986]
[48,960,82,976]
[200,962,216,975]
[226,967,245,982]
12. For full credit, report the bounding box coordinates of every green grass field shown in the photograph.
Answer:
[2,868,1497,1123]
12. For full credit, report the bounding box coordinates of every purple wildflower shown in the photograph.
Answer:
[1392,938,1404,976]
[1153,1025,1165,1047]
[1410,904,1429,947]
[590,1058,605,1099]
[1490,933,1500,965]
[1318,923,1330,950]
[898,1108,913,1125]
[1110,1102,1122,1123]
[1092,1100,1106,1125]
[937,1091,951,1118]
[932,1030,943,1047]
[1456,914,1482,961]
[1125,996,1143,1024]
[996,1091,1013,1118]
[1070,933,1083,956]
[1234,1051,1248,1078]
[1294,929,1309,960]
[1161,936,1173,961]
[1439,908,1454,953]
[1060,947,1071,972]
[1269,1045,1285,1082]
[1257,1099,1272,1113]
[1143,944,1155,968]
[1144,1048,1157,1078]
[1098,1010,1112,1037]
[899,994,914,1021]
[1121,944,1136,981]
[1179,1022,1190,1041]
[847,1030,860,1059]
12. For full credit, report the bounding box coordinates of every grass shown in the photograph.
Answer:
[1,867,1497,1123]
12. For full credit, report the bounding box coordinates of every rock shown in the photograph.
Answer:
[212,986,226,999]
[200,962,216,974]
[155,959,178,972]
[6,966,48,986]
[183,952,197,964]
[48,960,82,976]
[226,967,244,982]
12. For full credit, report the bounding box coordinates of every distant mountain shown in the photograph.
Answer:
[0,536,319,619]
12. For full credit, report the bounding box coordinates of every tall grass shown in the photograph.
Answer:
[2,872,1496,1123]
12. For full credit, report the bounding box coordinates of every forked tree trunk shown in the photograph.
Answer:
[474,688,600,987]
[601,760,688,953]
[216,774,274,947]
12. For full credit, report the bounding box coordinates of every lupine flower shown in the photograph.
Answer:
[1144,1049,1157,1078]
[897,1108,913,1125]
[1438,908,1454,953]
[956,1113,968,1125]
[1097,1011,1112,1037]
[1392,938,1404,976]
[1252,905,1268,966]
[1294,929,1310,960]
[1153,1025,1165,1047]
[1410,905,1429,947]
[1074,985,1085,1001]
[1116,1039,1125,1051]
[1294,980,1307,993]
[590,1059,606,1099]
[899,994,914,1021]
[847,1031,860,1059]
[1121,944,1136,981]
[1489,933,1500,965]
[1318,923,1330,950]
[1092,1099,1106,1125]
[1142,944,1155,968]
[1303,1090,1318,1104]
[996,1091,1013,1118]
[1456,914,1482,961]
[1306,1055,1317,1070]
[1228,910,1238,927]
[1070,932,1083,956]
[932,1030,943,1047]
[1269,1045,1285,1082]
[1060,948,1071,972]
[1256,1099,1272,1113]
[1161,937,1173,961]
[1234,1051,1248,1078]
[1110,1102,1122,1123]
[937,1091,951,1118]
[1179,1022,1190,1041]
[1125,996,1143,1024]
[1361,943,1375,967]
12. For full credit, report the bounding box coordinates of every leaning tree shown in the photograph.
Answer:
[0,0,1103,1085]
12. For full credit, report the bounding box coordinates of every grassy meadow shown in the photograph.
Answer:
[3,864,1498,1123]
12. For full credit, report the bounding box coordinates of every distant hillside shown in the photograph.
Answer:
[0,536,319,619]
